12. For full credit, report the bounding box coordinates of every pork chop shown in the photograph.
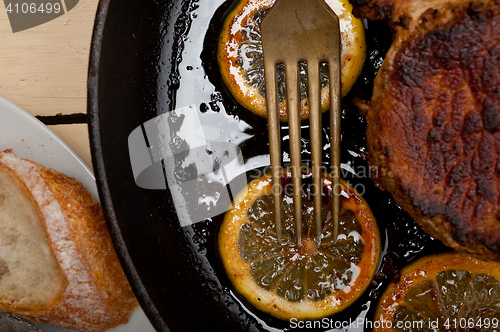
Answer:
[351,0,500,260]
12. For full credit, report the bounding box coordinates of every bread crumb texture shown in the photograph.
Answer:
[0,150,138,332]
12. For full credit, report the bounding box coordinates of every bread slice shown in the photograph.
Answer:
[0,149,138,331]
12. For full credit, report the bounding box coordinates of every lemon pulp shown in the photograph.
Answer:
[218,0,366,120]
[219,171,380,320]
[375,252,500,332]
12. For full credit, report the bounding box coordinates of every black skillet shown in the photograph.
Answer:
[87,0,447,331]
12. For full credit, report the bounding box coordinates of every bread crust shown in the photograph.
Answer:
[0,150,137,331]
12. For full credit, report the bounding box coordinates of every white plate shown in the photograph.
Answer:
[0,96,156,332]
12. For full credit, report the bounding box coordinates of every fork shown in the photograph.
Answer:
[261,0,341,246]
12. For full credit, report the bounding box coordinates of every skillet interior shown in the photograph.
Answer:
[88,0,448,330]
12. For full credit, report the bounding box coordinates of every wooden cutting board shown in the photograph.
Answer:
[0,0,99,168]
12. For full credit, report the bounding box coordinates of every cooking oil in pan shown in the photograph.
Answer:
[149,0,447,330]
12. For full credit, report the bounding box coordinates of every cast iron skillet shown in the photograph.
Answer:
[88,0,447,331]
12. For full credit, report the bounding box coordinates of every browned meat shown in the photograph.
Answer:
[352,0,500,260]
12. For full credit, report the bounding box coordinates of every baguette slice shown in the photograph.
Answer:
[0,149,138,331]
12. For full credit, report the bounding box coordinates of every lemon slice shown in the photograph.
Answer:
[218,0,366,121]
[374,252,500,331]
[219,171,380,320]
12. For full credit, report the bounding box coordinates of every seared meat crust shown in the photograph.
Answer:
[353,0,500,260]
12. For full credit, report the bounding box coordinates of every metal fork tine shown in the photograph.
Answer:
[329,52,342,240]
[265,60,283,244]
[307,60,323,245]
[285,60,303,247]
[261,0,342,248]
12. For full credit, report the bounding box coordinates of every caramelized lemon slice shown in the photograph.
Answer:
[219,171,380,320]
[375,252,500,331]
[218,0,366,121]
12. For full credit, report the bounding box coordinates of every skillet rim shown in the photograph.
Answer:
[87,0,169,331]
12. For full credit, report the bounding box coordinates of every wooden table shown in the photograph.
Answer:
[0,0,99,168]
